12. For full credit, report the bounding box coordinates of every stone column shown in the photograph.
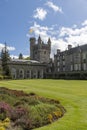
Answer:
[35,70,37,78]
[29,70,31,79]
[41,69,43,79]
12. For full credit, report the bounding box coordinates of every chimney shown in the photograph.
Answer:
[57,49,60,54]
[68,44,72,50]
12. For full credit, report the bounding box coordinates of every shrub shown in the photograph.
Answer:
[29,92,36,96]
[0,127,5,130]
[0,117,10,130]
[0,75,3,80]
[3,75,12,79]
[0,102,11,120]
[14,117,32,130]
[10,106,28,121]
[2,117,10,128]
[52,111,62,120]
[0,87,65,130]
[48,114,53,123]
[29,103,61,127]
[28,97,40,105]
[13,101,25,107]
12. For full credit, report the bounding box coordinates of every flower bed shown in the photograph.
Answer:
[0,87,66,130]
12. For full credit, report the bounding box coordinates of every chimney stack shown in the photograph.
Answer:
[68,44,72,50]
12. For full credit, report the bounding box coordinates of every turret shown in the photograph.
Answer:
[48,38,51,53]
[29,36,51,63]
[30,37,36,60]
[30,37,36,45]
[48,38,51,45]
[38,35,42,44]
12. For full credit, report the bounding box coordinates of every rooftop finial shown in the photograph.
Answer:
[38,35,42,44]
[48,37,51,45]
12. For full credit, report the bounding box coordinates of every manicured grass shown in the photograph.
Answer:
[0,79,87,130]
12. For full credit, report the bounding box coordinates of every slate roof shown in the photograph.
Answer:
[56,44,87,56]
[66,44,87,55]
[10,59,40,64]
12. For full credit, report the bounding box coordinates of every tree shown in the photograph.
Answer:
[0,66,3,75]
[24,57,30,60]
[19,53,23,59]
[1,43,11,76]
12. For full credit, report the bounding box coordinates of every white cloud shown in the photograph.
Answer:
[10,55,18,59]
[0,44,4,52]
[33,8,47,20]
[82,20,87,26]
[72,24,77,28]
[27,19,87,58]
[0,43,15,52]
[7,46,15,51]
[59,24,87,46]
[46,1,63,13]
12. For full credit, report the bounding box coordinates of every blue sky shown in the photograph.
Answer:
[0,0,87,58]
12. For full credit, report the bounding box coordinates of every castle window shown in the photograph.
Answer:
[71,65,73,71]
[20,70,22,74]
[49,68,51,73]
[44,51,46,54]
[35,51,37,54]
[58,68,60,72]
[63,55,65,59]
[11,68,16,79]
[63,67,65,71]
[27,70,30,73]
[33,71,37,78]
[19,69,24,79]
[57,56,60,61]
[82,53,86,60]
[63,61,65,65]
[78,64,81,70]
[74,64,78,71]
[83,63,86,70]
[57,62,60,66]
[26,70,30,78]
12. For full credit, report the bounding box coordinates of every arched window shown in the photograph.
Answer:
[19,69,24,79]
[11,68,16,79]
[26,70,30,78]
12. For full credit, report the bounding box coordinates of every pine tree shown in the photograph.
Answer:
[1,43,11,76]
[19,53,23,59]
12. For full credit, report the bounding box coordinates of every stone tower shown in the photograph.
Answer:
[30,36,51,63]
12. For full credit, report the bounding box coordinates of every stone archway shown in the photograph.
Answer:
[26,70,31,78]
[11,68,16,79]
[19,69,24,79]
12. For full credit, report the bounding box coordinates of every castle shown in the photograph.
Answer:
[1,35,87,79]
[4,36,51,79]
[30,36,51,63]
[54,44,87,79]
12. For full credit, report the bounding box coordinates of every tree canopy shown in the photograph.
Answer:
[1,43,11,76]
[18,53,23,59]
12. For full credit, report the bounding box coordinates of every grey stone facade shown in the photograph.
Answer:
[54,44,87,79]
[0,36,51,79]
[8,59,47,79]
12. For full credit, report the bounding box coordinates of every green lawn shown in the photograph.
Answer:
[0,79,87,130]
